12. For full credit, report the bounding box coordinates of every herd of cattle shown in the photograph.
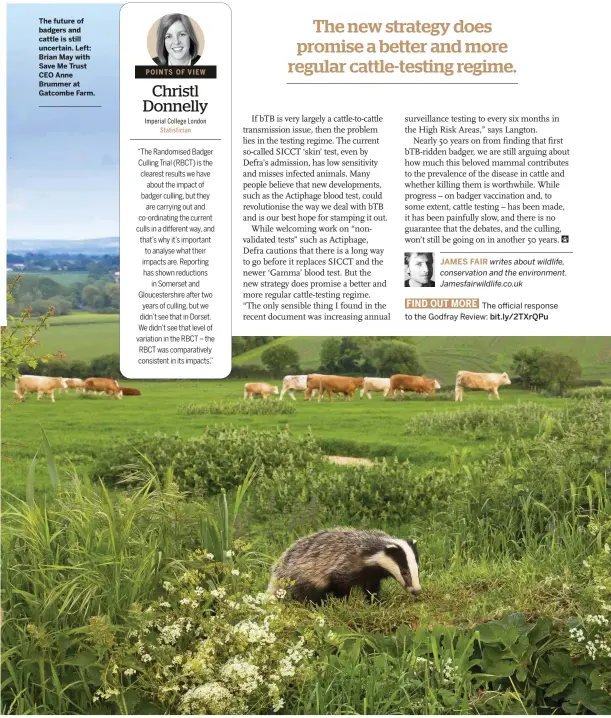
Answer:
[13,375,141,403]
[13,370,512,405]
[245,371,512,402]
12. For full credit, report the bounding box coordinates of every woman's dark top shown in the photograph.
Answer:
[152,55,201,66]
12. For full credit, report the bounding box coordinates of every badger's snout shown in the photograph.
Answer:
[408,586,422,596]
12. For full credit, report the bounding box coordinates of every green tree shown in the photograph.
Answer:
[260,344,300,376]
[540,352,582,395]
[319,337,342,372]
[363,339,424,377]
[512,347,581,395]
[511,346,548,389]
[1,276,58,405]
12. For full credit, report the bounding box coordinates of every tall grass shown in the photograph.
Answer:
[566,386,611,400]
[1,461,256,714]
[180,400,296,415]
[404,402,564,437]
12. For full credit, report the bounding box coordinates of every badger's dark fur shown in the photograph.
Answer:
[268,528,420,603]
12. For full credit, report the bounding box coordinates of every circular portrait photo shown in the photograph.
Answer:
[404,251,435,288]
[147,14,204,67]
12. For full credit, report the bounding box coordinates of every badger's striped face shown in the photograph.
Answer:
[365,539,421,595]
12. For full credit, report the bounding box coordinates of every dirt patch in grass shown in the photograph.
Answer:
[327,455,374,467]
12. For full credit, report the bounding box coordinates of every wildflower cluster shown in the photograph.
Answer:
[95,555,320,714]
[412,653,458,686]
[568,610,611,692]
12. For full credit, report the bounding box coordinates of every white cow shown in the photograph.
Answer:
[14,375,69,403]
[63,378,87,393]
[280,374,317,401]
[455,371,511,401]
[360,377,392,400]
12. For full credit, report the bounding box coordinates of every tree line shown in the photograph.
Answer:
[236,338,588,396]
[7,273,119,316]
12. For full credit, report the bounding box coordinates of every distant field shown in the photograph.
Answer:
[233,336,611,382]
[8,271,90,286]
[48,313,119,326]
[1,380,565,498]
[36,313,119,361]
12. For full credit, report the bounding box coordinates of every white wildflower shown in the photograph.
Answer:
[179,681,243,715]
[179,598,199,608]
[141,653,153,663]
[210,587,227,600]
[159,601,171,609]
[231,569,240,576]
[123,668,137,677]
[159,621,183,645]
[569,627,585,642]
[220,658,262,695]
[162,581,175,593]
[206,553,215,561]
[233,619,277,645]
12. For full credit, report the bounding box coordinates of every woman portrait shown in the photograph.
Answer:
[404,252,435,287]
[152,14,201,66]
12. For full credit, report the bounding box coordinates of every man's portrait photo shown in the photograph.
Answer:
[404,251,435,288]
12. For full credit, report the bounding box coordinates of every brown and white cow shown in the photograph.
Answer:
[455,371,511,401]
[389,375,441,398]
[14,375,69,403]
[360,377,392,400]
[307,374,365,402]
[243,382,279,400]
[84,377,123,399]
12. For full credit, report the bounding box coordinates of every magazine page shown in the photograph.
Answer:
[2,1,611,715]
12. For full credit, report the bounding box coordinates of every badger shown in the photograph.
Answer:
[267,528,420,603]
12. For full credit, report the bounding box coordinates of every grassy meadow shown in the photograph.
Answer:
[2,325,611,714]
[36,313,120,362]
[1,381,562,499]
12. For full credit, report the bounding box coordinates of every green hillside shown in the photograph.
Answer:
[35,313,120,362]
[233,336,611,383]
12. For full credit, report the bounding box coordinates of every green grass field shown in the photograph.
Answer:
[1,381,565,499]
[35,313,119,361]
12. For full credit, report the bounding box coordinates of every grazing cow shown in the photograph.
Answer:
[304,374,325,401]
[14,375,69,403]
[308,374,365,402]
[455,371,511,401]
[84,377,123,399]
[360,377,392,400]
[389,375,441,398]
[120,387,142,396]
[64,378,87,392]
[243,382,279,400]
[280,374,317,401]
